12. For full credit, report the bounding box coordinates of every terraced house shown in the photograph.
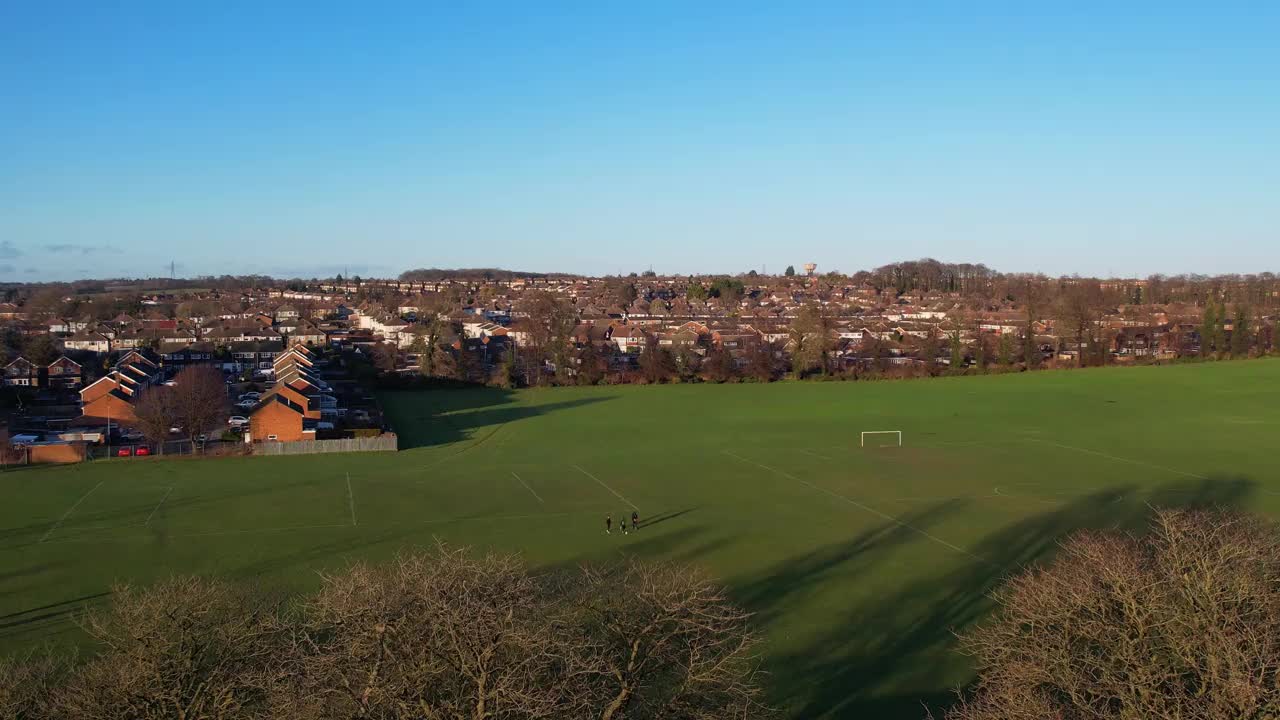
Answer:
[78,351,162,429]
[248,345,337,442]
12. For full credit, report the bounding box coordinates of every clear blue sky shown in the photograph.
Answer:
[2,1,1277,281]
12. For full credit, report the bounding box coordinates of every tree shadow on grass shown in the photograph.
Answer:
[735,475,1256,719]
[0,590,113,646]
[381,388,615,450]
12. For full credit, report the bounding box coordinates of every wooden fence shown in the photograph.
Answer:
[254,433,398,456]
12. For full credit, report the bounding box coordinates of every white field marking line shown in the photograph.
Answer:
[144,487,174,526]
[511,472,544,504]
[1024,438,1208,480]
[721,450,989,565]
[39,480,105,543]
[346,473,358,527]
[800,449,833,461]
[572,464,639,511]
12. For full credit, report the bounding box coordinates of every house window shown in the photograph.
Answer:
[267,434,278,441]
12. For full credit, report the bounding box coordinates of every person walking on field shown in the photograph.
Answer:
[631,510,639,531]
[605,513,612,534]
[621,519,628,535]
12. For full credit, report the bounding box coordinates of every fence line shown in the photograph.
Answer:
[254,434,398,456]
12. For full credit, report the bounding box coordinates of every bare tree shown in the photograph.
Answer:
[1055,280,1108,367]
[701,345,738,383]
[945,509,1280,720]
[270,546,578,720]
[518,291,576,386]
[789,303,834,377]
[51,577,280,720]
[411,294,453,377]
[2,552,772,720]
[0,649,65,719]
[169,366,228,450]
[569,561,772,720]
[638,334,676,384]
[369,341,398,374]
[131,386,178,454]
[746,340,778,382]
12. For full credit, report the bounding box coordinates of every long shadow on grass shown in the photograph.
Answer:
[0,591,113,645]
[742,475,1255,719]
[382,388,615,450]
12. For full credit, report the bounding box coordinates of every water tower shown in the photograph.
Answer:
[803,263,817,276]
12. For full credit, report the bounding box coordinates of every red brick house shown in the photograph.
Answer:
[45,356,83,390]
[248,391,319,442]
[248,344,329,442]
[78,352,161,429]
[3,357,37,387]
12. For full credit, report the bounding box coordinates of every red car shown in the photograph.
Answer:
[116,447,133,457]
[135,447,151,456]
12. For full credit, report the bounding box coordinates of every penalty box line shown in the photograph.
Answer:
[511,472,544,504]
[1023,438,1209,481]
[144,487,175,527]
[346,473,358,527]
[721,450,990,566]
[571,465,639,511]
[39,480,105,543]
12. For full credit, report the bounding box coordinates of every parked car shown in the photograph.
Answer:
[135,446,151,456]
[235,400,257,411]
[228,416,249,428]
[116,447,132,457]
[316,421,335,430]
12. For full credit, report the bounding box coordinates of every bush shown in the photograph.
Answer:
[51,577,280,720]
[2,550,774,720]
[944,509,1280,720]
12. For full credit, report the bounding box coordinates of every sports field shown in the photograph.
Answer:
[3,360,1279,717]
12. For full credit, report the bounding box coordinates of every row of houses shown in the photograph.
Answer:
[3,356,85,389]
[77,351,163,429]
[247,345,340,442]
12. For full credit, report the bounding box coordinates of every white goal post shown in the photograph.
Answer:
[861,430,902,447]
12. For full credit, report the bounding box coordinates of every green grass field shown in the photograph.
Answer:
[3,360,1279,717]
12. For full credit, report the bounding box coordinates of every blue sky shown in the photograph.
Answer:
[2,1,1277,281]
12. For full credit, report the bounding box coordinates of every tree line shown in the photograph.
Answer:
[0,548,772,720]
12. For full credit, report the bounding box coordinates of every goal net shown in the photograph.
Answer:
[861,430,902,447]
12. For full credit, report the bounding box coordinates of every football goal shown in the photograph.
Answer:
[861,430,902,447]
